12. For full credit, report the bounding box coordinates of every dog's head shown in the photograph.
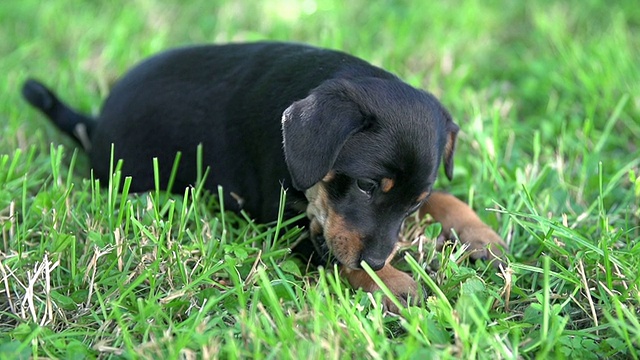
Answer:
[282,78,458,270]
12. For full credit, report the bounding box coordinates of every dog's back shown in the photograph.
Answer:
[22,42,397,220]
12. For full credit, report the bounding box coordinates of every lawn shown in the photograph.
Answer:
[1,0,639,359]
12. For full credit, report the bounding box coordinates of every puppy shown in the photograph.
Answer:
[22,42,506,312]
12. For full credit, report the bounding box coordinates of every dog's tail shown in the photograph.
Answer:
[21,78,95,150]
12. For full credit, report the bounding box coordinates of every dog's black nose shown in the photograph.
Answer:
[361,256,386,271]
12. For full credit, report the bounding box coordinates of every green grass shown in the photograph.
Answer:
[1,0,639,358]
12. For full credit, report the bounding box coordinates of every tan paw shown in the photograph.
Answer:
[343,264,418,313]
[419,191,508,267]
[456,223,507,267]
[379,271,418,314]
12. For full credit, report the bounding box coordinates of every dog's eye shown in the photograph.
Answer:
[356,178,378,196]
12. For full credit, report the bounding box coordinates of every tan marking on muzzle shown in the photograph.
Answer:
[324,208,364,268]
[304,181,364,268]
[305,183,329,227]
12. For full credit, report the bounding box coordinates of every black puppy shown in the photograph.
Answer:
[22,42,505,312]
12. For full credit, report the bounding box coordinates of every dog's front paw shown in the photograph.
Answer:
[455,223,507,267]
[343,264,418,314]
[419,192,508,267]
[380,271,418,314]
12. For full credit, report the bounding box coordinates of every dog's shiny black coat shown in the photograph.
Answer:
[22,42,458,270]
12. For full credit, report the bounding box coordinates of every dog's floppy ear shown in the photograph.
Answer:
[282,83,365,190]
[443,117,459,181]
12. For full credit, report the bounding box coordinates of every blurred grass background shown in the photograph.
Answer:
[1,0,639,358]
